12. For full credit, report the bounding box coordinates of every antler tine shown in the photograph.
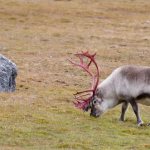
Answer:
[74,93,91,99]
[69,51,100,110]
[79,51,97,69]
[79,51,99,93]
[68,54,93,77]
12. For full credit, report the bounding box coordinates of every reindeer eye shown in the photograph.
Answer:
[93,100,97,105]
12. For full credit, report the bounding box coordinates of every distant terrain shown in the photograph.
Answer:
[0,0,150,149]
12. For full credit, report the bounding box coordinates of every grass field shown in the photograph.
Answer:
[0,0,150,149]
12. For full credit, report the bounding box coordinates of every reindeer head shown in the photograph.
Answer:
[69,51,101,116]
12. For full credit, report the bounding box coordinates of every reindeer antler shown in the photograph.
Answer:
[68,51,100,111]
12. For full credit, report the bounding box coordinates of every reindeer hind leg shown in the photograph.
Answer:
[129,99,144,126]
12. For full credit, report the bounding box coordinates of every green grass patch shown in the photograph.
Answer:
[0,102,149,150]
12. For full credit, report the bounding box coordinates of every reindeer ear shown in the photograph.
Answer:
[96,89,104,98]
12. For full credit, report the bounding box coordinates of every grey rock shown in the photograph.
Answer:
[0,54,17,92]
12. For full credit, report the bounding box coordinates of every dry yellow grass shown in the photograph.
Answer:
[0,0,150,149]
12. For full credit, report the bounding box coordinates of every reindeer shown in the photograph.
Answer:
[69,51,150,126]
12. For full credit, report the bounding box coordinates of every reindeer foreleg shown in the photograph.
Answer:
[119,101,129,122]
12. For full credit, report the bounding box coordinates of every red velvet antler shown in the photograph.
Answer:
[68,51,100,110]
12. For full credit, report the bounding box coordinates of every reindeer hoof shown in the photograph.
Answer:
[119,120,125,123]
[119,117,125,122]
[137,121,144,127]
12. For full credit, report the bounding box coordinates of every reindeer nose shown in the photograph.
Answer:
[90,112,98,117]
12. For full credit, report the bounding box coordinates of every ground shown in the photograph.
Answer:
[0,0,150,149]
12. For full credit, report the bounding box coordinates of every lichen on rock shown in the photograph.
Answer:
[0,54,17,92]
